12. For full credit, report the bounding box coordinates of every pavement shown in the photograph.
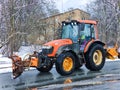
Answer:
[0,60,120,90]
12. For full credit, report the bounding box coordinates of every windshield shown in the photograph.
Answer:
[62,23,78,43]
[80,24,95,40]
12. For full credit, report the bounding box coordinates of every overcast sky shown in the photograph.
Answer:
[55,0,94,12]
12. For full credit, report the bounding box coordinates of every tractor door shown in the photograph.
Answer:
[62,21,80,53]
[79,24,95,52]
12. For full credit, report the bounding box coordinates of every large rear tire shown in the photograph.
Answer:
[85,44,105,71]
[55,52,75,75]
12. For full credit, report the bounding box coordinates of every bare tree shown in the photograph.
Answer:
[87,0,120,45]
[0,0,59,56]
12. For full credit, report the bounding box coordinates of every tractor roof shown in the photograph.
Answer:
[77,20,97,25]
[62,20,98,25]
[62,20,97,25]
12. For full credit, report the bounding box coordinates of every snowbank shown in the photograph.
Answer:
[16,45,41,59]
[106,59,120,61]
[118,47,120,53]
[0,56,12,73]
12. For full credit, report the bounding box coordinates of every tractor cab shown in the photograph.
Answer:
[61,20,97,53]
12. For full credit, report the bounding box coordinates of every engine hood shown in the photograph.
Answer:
[44,39,73,57]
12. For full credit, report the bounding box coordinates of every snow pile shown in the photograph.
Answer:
[118,47,120,53]
[0,54,2,57]
[0,55,12,73]
[17,45,41,59]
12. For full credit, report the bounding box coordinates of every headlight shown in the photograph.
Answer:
[42,45,52,49]
[41,45,53,54]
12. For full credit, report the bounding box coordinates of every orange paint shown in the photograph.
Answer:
[30,57,38,67]
[94,25,99,39]
[84,39,94,53]
[44,39,73,57]
[84,39,105,53]
[78,20,97,25]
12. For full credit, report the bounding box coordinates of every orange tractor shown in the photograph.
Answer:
[11,20,107,79]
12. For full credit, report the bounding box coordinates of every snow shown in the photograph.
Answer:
[118,47,120,53]
[0,54,2,57]
[106,56,120,61]
[0,55,12,73]
[16,45,41,59]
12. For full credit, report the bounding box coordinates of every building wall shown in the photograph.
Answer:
[45,9,90,26]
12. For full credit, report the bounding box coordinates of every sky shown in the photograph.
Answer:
[55,0,95,12]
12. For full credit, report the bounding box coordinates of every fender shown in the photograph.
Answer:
[56,45,73,56]
[84,39,105,53]
[44,39,73,57]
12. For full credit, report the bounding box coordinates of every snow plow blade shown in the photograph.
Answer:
[11,52,38,79]
[106,43,119,60]
[11,55,24,79]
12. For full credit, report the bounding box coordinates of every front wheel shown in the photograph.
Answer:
[55,52,75,75]
[37,60,53,72]
[85,44,105,71]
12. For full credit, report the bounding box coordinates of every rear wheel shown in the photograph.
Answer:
[55,52,75,75]
[85,44,105,71]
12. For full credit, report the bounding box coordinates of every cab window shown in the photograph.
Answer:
[80,24,95,40]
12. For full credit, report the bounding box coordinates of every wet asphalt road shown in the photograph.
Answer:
[0,60,120,90]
